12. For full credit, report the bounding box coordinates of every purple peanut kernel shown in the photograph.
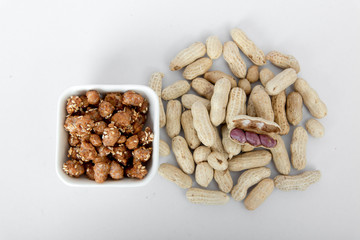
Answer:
[259,134,277,148]
[230,129,246,143]
[245,131,261,146]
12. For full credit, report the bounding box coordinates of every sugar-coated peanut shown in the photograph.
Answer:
[162,80,190,100]
[191,101,216,147]
[274,170,321,191]
[84,108,101,122]
[193,146,211,164]
[221,126,241,159]
[98,101,114,119]
[159,139,170,157]
[111,111,131,130]
[206,35,223,60]
[228,150,271,171]
[181,110,201,149]
[166,100,182,138]
[207,151,229,171]
[109,161,124,180]
[214,169,233,193]
[68,135,80,147]
[231,167,271,201]
[290,127,308,170]
[181,94,211,110]
[238,78,251,95]
[84,163,95,180]
[90,134,102,147]
[204,71,237,88]
[259,68,275,87]
[125,161,148,179]
[226,87,247,126]
[270,134,291,175]
[104,93,122,111]
[158,163,193,189]
[172,136,195,174]
[132,147,152,162]
[86,90,100,105]
[246,65,259,83]
[251,85,274,121]
[66,96,83,115]
[64,115,94,138]
[210,78,231,126]
[122,91,144,107]
[93,121,106,135]
[169,42,206,71]
[230,28,266,66]
[195,162,214,188]
[286,91,303,126]
[244,178,274,210]
[138,127,154,145]
[266,51,300,73]
[63,160,84,177]
[183,57,213,80]
[125,135,139,150]
[272,91,290,135]
[305,119,325,138]
[294,78,327,119]
[102,128,120,147]
[265,68,297,96]
[186,188,230,205]
[79,95,89,109]
[94,162,110,183]
[223,41,247,78]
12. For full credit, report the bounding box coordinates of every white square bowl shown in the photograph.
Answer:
[56,85,159,187]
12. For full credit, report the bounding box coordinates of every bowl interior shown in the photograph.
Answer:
[56,85,159,187]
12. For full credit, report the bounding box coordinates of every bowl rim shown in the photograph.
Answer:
[55,84,160,187]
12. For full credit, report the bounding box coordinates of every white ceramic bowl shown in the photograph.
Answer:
[56,85,159,187]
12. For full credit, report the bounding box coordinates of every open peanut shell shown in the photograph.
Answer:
[227,115,281,148]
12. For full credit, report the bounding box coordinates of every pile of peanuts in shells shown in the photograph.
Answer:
[152,28,326,210]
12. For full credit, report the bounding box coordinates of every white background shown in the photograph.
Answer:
[1,0,360,239]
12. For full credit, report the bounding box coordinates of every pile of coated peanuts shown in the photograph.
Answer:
[153,28,326,210]
[63,90,154,183]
